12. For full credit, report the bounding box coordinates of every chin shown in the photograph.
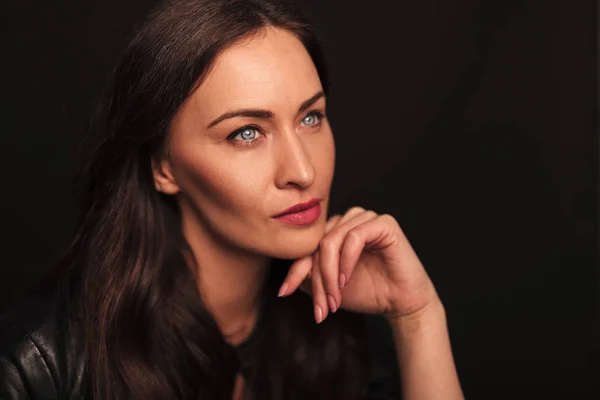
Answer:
[265,235,323,260]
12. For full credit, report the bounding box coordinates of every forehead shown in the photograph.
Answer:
[189,27,323,118]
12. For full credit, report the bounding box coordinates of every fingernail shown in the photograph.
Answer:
[327,295,337,313]
[278,283,288,297]
[339,273,346,288]
[315,304,323,324]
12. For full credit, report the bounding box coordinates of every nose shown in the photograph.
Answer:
[274,128,316,190]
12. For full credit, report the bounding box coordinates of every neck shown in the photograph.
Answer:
[180,210,270,345]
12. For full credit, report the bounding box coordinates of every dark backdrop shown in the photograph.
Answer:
[0,0,597,398]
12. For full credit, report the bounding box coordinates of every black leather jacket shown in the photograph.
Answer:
[0,282,402,399]
[0,282,86,399]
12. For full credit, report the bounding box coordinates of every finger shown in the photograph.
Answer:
[337,206,366,224]
[279,210,358,297]
[319,210,379,311]
[325,207,365,233]
[339,214,395,286]
[278,255,312,297]
[278,208,368,299]
[279,213,343,297]
[325,214,342,233]
[338,230,367,293]
[311,251,328,323]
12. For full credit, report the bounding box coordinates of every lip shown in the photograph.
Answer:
[272,198,321,218]
[272,202,321,225]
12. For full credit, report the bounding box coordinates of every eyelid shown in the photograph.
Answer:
[225,109,326,148]
[300,110,326,125]
[225,125,265,148]
[304,108,325,117]
[227,110,324,137]
[226,124,262,139]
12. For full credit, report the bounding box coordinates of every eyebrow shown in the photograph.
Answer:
[207,90,325,129]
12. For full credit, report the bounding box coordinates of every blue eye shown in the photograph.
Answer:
[236,127,258,141]
[227,126,262,147]
[301,111,323,126]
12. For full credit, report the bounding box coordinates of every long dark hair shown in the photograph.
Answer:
[49,0,369,398]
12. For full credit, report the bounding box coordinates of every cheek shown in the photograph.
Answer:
[177,154,270,215]
[183,159,265,211]
[314,130,336,186]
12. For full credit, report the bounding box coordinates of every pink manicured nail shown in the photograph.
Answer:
[339,273,346,288]
[278,283,288,297]
[315,304,323,324]
[327,295,337,313]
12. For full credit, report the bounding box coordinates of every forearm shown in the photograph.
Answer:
[387,299,464,400]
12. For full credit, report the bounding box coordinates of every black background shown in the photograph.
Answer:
[0,0,597,398]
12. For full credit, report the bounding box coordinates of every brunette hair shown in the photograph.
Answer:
[48,0,369,398]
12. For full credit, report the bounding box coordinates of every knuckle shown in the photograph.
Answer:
[346,229,362,242]
[347,206,365,214]
[319,235,337,249]
[380,213,398,224]
[325,217,341,231]
[365,210,378,219]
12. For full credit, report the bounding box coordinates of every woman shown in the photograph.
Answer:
[0,0,464,398]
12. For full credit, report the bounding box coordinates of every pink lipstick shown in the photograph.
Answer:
[272,198,321,225]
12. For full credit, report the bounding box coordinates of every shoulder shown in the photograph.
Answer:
[0,278,85,399]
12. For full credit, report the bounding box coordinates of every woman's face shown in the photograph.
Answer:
[153,27,335,260]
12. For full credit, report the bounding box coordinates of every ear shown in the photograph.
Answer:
[151,156,180,195]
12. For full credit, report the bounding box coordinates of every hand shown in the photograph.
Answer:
[278,207,440,323]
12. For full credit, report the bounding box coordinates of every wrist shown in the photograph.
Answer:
[386,297,446,336]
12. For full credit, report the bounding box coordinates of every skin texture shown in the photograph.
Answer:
[153,26,464,400]
[152,27,334,342]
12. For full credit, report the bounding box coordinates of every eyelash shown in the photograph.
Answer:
[226,110,326,148]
